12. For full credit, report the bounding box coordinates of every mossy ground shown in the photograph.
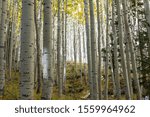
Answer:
[2,62,89,100]
[2,62,138,100]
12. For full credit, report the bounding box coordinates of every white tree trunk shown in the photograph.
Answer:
[122,0,141,99]
[0,0,7,97]
[124,33,133,99]
[34,0,43,94]
[104,0,109,100]
[78,28,82,84]
[96,0,102,100]
[0,0,2,30]
[20,0,35,99]
[57,0,63,97]
[61,0,65,92]
[9,0,17,80]
[63,0,68,93]
[112,0,121,99]
[83,0,93,99]
[41,0,53,100]
[116,0,131,100]
[89,0,98,100]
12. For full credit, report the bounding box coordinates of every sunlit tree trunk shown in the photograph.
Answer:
[41,0,53,99]
[20,0,35,99]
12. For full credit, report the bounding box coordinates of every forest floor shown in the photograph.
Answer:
[3,62,89,100]
[2,62,137,100]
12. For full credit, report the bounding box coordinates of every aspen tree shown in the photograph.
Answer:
[96,0,102,100]
[12,9,19,72]
[112,0,121,99]
[124,29,133,98]
[116,0,131,99]
[84,0,93,99]
[34,0,43,94]
[0,0,7,97]
[61,0,65,92]
[8,0,17,80]
[63,0,68,92]
[78,28,83,84]
[89,0,98,100]
[143,0,150,55]
[20,0,35,99]
[41,0,53,99]
[57,0,63,97]
[52,0,57,85]
[0,0,2,26]
[73,24,77,75]
[122,0,141,99]
[82,30,87,85]
[104,0,109,100]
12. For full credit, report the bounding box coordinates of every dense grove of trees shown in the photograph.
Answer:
[0,0,150,100]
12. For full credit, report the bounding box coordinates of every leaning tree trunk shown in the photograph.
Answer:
[41,0,53,100]
[124,33,133,99]
[20,0,35,99]
[122,0,141,99]
[0,0,7,97]
[115,0,131,100]
[89,0,98,100]
[104,0,109,100]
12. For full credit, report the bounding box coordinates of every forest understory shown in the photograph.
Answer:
[2,62,141,100]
